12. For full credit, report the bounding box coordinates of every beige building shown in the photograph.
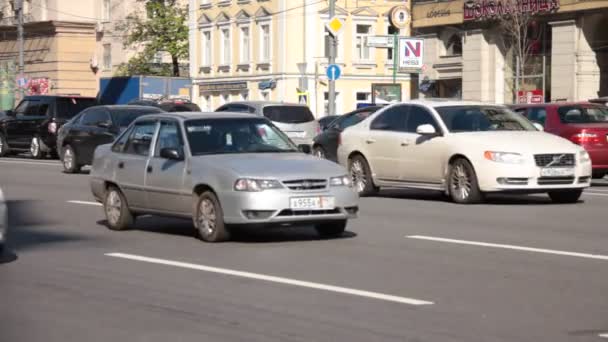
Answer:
[412,0,608,104]
[189,0,415,116]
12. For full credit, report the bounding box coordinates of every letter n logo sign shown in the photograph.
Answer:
[399,38,424,69]
[405,41,421,57]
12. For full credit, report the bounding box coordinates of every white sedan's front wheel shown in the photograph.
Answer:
[448,158,483,204]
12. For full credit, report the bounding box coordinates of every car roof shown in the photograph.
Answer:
[99,105,163,110]
[401,99,501,108]
[511,102,597,108]
[134,111,260,121]
[225,101,307,107]
[24,95,96,100]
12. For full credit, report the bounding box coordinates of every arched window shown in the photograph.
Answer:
[446,34,462,56]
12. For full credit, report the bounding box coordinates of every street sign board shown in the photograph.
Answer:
[366,35,395,48]
[326,64,341,81]
[325,16,344,36]
[398,38,424,70]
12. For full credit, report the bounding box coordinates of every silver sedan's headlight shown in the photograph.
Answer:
[330,175,352,187]
[579,150,591,163]
[484,151,525,164]
[234,179,283,192]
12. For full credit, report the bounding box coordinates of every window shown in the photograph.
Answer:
[355,24,372,61]
[263,106,315,123]
[201,30,211,66]
[527,108,547,125]
[102,0,110,22]
[240,26,250,63]
[337,110,375,130]
[370,106,407,131]
[260,24,270,62]
[557,106,608,123]
[406,106,440,133]
[124,121,157,156]
[435,106,536,132]
[445,34,462,56]
[387,25,399,61]
[155,121,183,157]
[221,28,231,65]
[112,126,133,153]
[103,44,111,70]
[55,97,97,119]
[356,92,371,102]
[109,108,163,127]
[81,109,111,127]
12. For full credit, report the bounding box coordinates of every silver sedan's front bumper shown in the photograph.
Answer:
[220,186,359,225]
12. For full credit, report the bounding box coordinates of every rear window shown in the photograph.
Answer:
[55,98,97,119]
[557,106,608,123]
[337,110,376,129]
[110,108,164,127]
[262,105,314,124]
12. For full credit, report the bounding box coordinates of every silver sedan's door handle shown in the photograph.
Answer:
[401,139,411,146]
[366,138,376,144]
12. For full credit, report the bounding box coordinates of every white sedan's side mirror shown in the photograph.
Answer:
[416,124,437,135]
[533,122,544,131]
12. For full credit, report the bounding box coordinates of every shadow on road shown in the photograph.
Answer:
[375,189,580,205]
[97,216,357,244]
[0,249,18,264]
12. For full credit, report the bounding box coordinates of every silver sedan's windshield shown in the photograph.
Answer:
[436,106,536,132]
[185,118,299,155]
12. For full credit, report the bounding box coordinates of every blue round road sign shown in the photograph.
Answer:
[326,64,341,81]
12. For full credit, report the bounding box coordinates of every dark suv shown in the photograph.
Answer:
[0,95,98,158]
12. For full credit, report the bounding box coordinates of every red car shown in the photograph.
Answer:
[512,102,608,179]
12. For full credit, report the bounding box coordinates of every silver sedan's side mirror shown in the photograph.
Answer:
[533,122,544,131]
[416,124,437,135]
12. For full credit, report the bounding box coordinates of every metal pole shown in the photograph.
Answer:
[328,0,336,116]
[392,32,397,84]
[16,0,24,101]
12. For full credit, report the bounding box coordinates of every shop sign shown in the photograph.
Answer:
[367,35,395,48]
[398,38,424,70]
[427,9,451,18]
[517,89,544,104]
[464,0,560,21]
[199,81,248,94]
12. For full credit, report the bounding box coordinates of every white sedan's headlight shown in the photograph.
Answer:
[234,179,283,192]
[579,150,591,163]
[484,151,525,164]
[330,175,352,187]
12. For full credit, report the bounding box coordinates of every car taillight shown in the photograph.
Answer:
[570,132,600,144]
[48,122,58,134]
[316,124,321,134]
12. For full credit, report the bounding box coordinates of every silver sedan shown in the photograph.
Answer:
[90,112,359,242]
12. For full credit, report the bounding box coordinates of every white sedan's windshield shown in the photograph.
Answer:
[436,106,536,132]
[185,118,298,155]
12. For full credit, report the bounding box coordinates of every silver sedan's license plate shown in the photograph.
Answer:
[540,167,574,177]
[290,196,335,210]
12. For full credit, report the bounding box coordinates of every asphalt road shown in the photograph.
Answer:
[1,157,608,342]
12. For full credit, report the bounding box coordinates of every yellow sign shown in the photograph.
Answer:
[325,16,344,36]
[297,91,309,106]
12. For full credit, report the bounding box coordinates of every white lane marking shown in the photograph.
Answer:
[68,200,102,206]
[583,192,608,197]
[106,252,434,306]
[599,333,608,338]
[0,160,59,166]
[406,235,608,261]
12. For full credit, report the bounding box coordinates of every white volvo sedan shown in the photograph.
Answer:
[337,100,592,204]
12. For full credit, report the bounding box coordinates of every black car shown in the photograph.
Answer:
[0,95,98,158]
[312,106,383,162]
[128,98,201,112]
[56,105,164,173]
[318,115,341,131]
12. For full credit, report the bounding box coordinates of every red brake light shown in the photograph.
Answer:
[570,132,599,144]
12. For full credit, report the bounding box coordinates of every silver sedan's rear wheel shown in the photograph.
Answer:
[194,191,230,242]
[104,186,133,231]
[448,158,483,204]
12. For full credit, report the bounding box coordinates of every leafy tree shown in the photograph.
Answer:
[118,0,189,76]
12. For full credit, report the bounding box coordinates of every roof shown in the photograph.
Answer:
[137,111,259,121]
[99,105,163,110]
[403,99,499,108]
[510,101,597,108]
[24,95,96,99]
[226,101,307,107]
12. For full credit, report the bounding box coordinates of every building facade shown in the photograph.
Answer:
[412,0,608,104]
[189,0,415,116]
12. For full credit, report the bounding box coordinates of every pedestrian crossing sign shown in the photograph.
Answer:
[297,91,309,106]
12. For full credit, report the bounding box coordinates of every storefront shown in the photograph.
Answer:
[197,81,249,111]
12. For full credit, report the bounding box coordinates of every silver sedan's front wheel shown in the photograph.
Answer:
[194,191,229,242]
[448,158,483,204]
[104,186,133,230]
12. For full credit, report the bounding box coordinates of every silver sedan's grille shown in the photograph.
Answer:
[534,154,575,167]
[282,179,327,191]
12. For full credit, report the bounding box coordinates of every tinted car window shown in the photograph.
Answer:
[56,97,97,119]
[370,106,407,131]
[262,106,314,123]
[436,106,536,132]
[528,108,547,125]
[155,121,183,157]
[557,106,608,123]
[109,108,163,127]
[124,121,157,156]
[337,110,374,129]
[406,106,440,133]
[112,126,134,153]
[81,110,111,126]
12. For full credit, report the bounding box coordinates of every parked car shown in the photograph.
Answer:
[128,98,201,112]
[0,95,98,158]
[57,105,165,173]
[313,106,383,162]
[215,101,320,147]
[0,187,7,254]
[337,100,592,204]
[318,115,341,131]
[90,112,358,242]
[589,97,608,106]
[512,102,608,179]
